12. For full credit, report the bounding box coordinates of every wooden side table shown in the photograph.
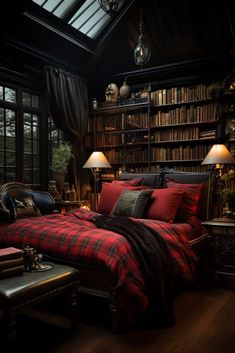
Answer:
[202,218,235,284]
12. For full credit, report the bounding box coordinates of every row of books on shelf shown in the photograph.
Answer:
[0,247,24,278]
[95,127,216,146]
[151,144,212,161]
[150,84,211,106]
[96,131,150,146]
[150,102,217,126]
[105,148,149,163]
[100,144,211,164]
[153,127,216,141]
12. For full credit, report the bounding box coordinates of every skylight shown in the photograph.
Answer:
[32,0,126,39]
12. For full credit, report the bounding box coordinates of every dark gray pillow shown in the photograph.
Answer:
[111,189,153,218]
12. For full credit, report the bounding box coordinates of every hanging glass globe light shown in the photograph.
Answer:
[134,18,151,67]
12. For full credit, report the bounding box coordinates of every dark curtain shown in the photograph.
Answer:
[45,66,89,198]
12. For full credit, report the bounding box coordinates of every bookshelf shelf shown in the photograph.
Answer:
[86,82,233,174]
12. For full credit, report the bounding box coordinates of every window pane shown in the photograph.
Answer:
[6,137,15,151]
[33,155,39,168]
[23,170,32,184]
[6,110,15,137]
[0,168,3,184]
[0,121,4,136]
[5,88,16,103]
[33,126,39,139]
[33,114,39,125]
[24,155,32,168]
[33,140,39,153]
[24,139,31,152]
[6,168,16,182]
[24,125,31,137]
[0,152,4,166]
[24,112,31,124]
[22,92,31,106]
[32,95,39,108]
[0,86,3,101]
[6,152,16,166]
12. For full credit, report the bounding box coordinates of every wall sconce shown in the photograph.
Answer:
[134,9,151,67]
[98,0,119,18]
[83,151,112,210]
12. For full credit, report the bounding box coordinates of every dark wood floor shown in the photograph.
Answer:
[3,284,235,353]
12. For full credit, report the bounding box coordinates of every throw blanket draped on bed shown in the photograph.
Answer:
[94,215,175,326]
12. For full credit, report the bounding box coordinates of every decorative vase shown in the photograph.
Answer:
[119,80,131,100]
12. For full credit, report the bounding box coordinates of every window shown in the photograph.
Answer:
[0,81,65,188]
[29,0,128,41]
[0,86,17,183]
[0,84,43,186]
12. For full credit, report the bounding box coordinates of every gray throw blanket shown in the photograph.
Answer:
[94,214,175,327]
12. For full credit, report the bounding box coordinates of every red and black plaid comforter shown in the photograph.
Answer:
[0,208,197,324]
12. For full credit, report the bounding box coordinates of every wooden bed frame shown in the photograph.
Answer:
[0,171,213,331]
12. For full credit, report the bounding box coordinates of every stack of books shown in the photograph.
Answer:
[0,247,24,278]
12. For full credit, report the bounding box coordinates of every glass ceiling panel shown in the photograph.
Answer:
[32,0,127,39]
[69,0,110,38]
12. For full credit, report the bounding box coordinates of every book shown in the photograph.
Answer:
[0,257,24,270]
[0,247,23,261]
[0,265,24,279]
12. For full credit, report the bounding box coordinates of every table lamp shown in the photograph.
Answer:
[201,144,235,176]
[83,151,112,210]
[202,144,235,217]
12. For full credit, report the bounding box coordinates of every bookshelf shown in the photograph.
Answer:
[86,83,228,174]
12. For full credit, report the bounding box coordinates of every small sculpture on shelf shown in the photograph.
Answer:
[105,83,118,103]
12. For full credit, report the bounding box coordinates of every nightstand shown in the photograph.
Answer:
[202,218,235,285]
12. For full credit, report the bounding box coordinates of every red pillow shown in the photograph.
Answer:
[145,188,184,223]
[112,178,143,186]
[97,183,146,215]
[166,181,204,223]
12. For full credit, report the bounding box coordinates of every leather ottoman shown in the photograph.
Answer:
[0,262,80,341]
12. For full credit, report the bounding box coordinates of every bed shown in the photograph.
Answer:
[0,171,212,331]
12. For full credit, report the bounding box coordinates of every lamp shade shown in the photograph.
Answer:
[83,151,112,169]
[201,144,235,165]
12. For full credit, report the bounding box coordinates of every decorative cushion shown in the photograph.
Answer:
[144,188,184,223]
[111,189,153,218]
[97,182,147,215]
[112,177,143,186]
[11,195,41,220]
[165,180,204,223]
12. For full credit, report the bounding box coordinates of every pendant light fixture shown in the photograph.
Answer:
[134,6,151,67]
[98,0,119,18]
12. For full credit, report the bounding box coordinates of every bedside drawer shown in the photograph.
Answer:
[211,226,235,236]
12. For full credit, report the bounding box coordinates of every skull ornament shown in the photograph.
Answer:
[105,83,118,103]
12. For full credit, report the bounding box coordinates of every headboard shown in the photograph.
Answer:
[119,172,161,188]
[121,171,213,221]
